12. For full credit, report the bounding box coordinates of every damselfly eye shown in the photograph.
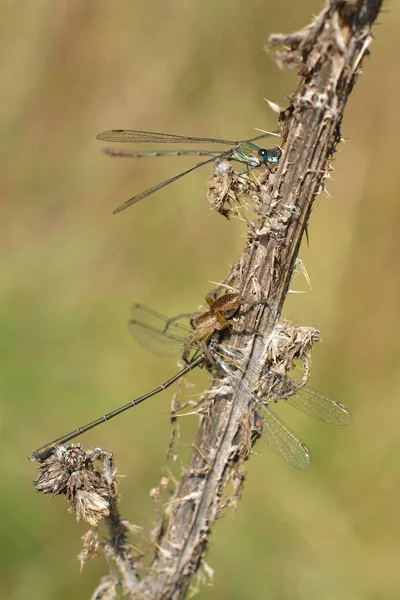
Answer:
[258,147,282,164]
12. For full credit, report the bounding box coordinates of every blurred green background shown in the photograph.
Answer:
[1,1,399,598]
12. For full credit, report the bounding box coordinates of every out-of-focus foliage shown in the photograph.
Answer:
[1,1,399,598]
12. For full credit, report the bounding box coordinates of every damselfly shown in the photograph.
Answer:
[29,294,241,462]
[96,129,282,214]
[127,301,351,469]
[30,295,351,468]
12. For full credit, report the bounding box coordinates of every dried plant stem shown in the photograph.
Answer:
[92,1,383,598]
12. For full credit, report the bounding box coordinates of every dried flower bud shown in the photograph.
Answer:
[33,444,115,526]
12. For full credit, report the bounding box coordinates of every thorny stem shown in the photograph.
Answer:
[93,1,383,598]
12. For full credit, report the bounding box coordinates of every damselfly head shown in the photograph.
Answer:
[258,146,282,164]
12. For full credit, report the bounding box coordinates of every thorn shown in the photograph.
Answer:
[305,223,310,248]
[208,281,238,293]
[253,127,281,138]
[262,98,282,114]
[296,257,313,291]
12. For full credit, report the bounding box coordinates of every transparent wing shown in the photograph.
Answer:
[212,352,312,469]
[215,345,351,426]
[258,403,312,469]
[287,387,352,426]
[97,129,237,145]
[128,304,193,356]
[112,155,219,214]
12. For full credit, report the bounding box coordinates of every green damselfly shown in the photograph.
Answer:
[96,129,282,214]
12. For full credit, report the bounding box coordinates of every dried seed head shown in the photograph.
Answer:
[208,162,269,219]
[267,322,320,383]
[33,444,115,526]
